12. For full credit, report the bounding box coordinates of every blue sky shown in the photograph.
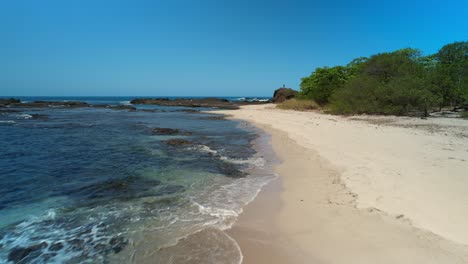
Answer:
[1,0,467,96]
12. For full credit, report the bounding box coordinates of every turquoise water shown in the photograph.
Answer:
[0,98,275,263]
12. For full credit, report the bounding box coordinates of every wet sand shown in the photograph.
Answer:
[217,104,468,264]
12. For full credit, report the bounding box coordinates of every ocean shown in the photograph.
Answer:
[0,96,276,263]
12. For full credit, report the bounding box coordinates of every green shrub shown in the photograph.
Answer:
[329,75,440,115]
[277,98,319,111]
[461,112,468,119]
[300,66,352,105]
[329,77,381,115]
[299,41,467,116]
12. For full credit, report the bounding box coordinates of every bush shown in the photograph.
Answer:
[461,112,468,119]
[300,66,351,105]
[329,76,440,116]
[329,77,381,115]
[276,98,319,111]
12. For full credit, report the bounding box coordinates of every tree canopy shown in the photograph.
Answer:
[298,41,467,116]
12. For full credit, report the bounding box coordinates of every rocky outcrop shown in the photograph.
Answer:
[8,242,48,263]
[12,101,90,108]
[152,127,180,135]
[0,98,20,106]
[31,114,49,120]
[164,139,193,146]
[152,127,192,136]
[0,109,21,113]
[272,88,298,103]
[109,105,136,111]
[130,98,240,109]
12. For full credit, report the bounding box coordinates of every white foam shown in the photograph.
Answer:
[120,101,131,105]
[194,144,266,167]
[195,145,218,155]
[0,120,16,124]
[193,201,238,219]
[17,114,33,119]
[220,156,265,167]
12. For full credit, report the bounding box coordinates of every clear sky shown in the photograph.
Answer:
[1,0,467,96]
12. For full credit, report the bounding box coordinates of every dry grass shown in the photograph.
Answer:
[276,98,319,111]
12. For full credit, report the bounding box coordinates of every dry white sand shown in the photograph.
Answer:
[215,104,468,263]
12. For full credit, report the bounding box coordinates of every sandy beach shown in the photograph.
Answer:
[215,104,468,264]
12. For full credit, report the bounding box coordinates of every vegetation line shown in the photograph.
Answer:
[293,41,467,116]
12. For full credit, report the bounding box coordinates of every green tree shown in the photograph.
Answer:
[362,48,424,83]
[300,66,351,105]
[329,76,381,114]
[434,41,468,108]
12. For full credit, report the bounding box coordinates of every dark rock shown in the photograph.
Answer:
[0,98,20,106]
[91,104,112,108]
[109,236,128,253]
[217,162,246,178]
[272,87,298,103]
[49,242,64,251]
[68,239,85,250]
[110,105,136,111]
[31,114,49,120]
[165,139,192,146]
[155,185,185,196]
[41,253,57,262]
[60,101,90,107]
[12,101,90,108]
[0,109,21,113]
[152,127,180,135]
[8,242,48,263]
[140,109,160,113]
[69,176,161,202]
[130,98,169,104]
[130,98,239,109]
[199,115,225,120]
[94,243,107,252]
[173,109,201,113]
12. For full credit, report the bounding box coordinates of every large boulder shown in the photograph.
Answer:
[272,88,298,103]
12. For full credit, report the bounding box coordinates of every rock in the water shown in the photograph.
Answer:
[0,109,21,113]
[31,114,49,120]
[155,185,185,196]
[68,176,161,202]
[152,127,180,135]
[272,88,298,103]
[165,139,192,146]
[216,161,246,178]
[8,242,48,263]
[130,98,239,109]
[199,115,225,120]
[110,105,136,111]
[49,242,64,251]
[90,104,112,108]
[12,101,90,108]
[173,109,201,113]
[109,236,128,253]
[0,98,20,106]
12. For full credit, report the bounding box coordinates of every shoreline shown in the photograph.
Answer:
[217,104,468,263]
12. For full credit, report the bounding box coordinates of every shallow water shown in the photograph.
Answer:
[0,98,275,263]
